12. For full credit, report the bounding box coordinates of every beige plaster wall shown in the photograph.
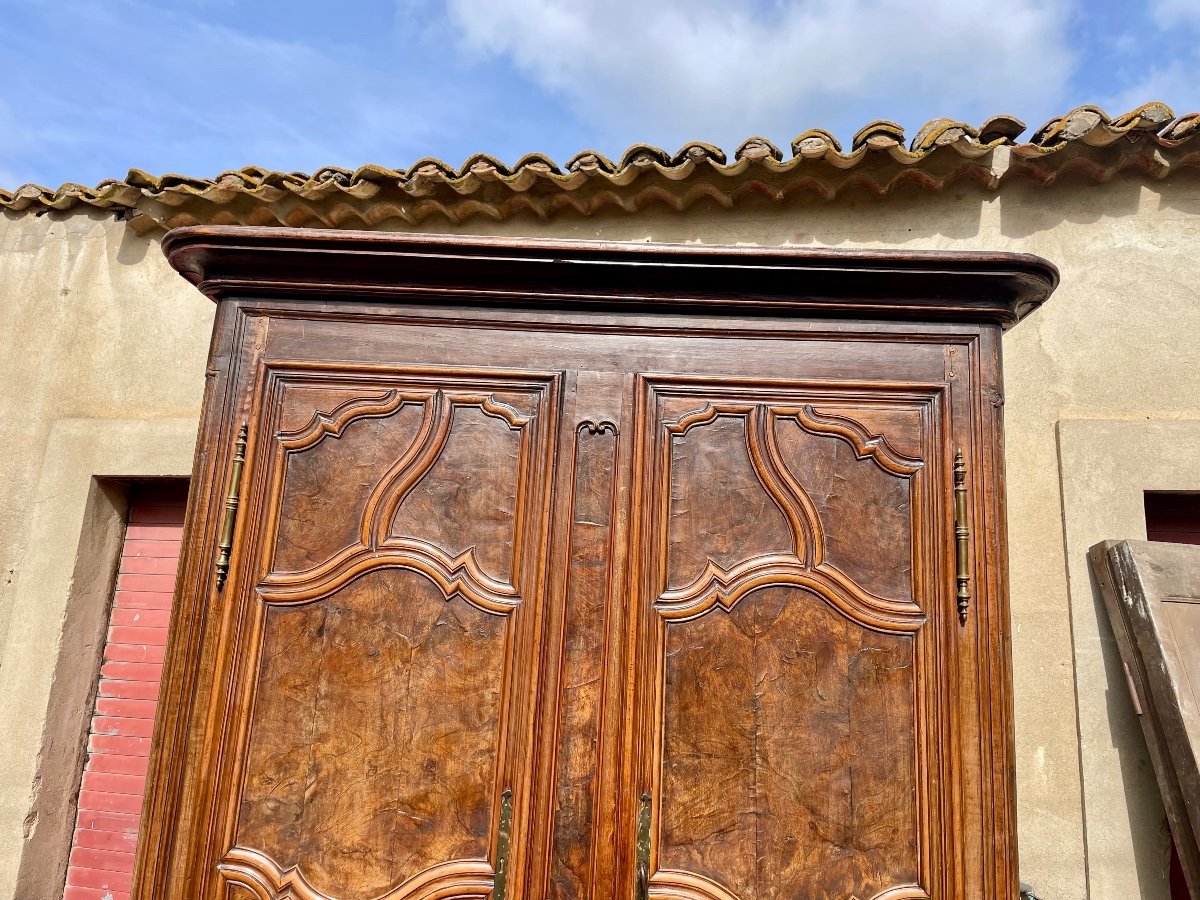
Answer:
[1,175,1197,898]
[1057,420,1200,900]
[0,211,211,897]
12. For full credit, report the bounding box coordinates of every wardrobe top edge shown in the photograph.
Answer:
[162,225,1059,329]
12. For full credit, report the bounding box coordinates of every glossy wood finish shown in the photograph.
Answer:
[135,226,1056,900]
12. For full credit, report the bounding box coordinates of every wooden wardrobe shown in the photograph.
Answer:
[134,227,1057,900]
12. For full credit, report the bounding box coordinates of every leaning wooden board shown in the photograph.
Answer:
[133,227,1057,900]
[1090,539,1200,899]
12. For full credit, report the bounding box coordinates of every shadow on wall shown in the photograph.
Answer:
[366,170,1198,250]
[11,168,1196,254]
[2,206,156,266]
[115,211,152,266]
[998,173,1146,239]
[1088,570,1174,897]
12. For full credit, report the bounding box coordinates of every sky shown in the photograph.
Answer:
[1,0,1198,189]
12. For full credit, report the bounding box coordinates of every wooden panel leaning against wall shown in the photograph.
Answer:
[131,227,1057,900]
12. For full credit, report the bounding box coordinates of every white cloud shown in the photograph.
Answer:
[1103,2,1200,117]
[434,0,1076,146]
[1151,0,1200,28]
[1105,60,1197,117]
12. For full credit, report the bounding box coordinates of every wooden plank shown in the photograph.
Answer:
[1090,539,1200,898]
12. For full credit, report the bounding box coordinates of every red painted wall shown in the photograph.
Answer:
[63,482,187,900]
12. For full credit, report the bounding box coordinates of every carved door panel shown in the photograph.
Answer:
[207,366,559,900]
[627,377,948,900]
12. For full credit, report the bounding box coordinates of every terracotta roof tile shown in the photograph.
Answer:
[3,102,1198,233]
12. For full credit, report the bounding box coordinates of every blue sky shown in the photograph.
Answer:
[2,0,1198,189]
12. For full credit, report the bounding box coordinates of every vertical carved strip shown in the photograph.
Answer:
[954,449,970,623]
[215,422,248,590]
[549,420,619,899]
[494,788,513,900]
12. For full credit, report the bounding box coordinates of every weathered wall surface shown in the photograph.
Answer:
[1,175,1197,898]
[0,211,210,899]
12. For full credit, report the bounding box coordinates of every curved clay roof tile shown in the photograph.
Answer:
[910,118,979,153]
[3,103,1197,226]
[564,150,618,174]
[734,136,784,162]
[851,120,906,152]
[670,142,727,167]
[790,129,843,157]
[977,114,1026,145]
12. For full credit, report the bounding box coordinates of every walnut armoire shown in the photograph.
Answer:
[133,227,1057,900]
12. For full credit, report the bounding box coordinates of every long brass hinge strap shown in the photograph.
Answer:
[494,788,513,900]
[635,792,652,900]
[215,422,248,591]
[954,449,970,624]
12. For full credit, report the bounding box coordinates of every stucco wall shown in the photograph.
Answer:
[0,211,211,899]
[1,176,1197,898]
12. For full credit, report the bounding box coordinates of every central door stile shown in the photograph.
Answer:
[529,369,633,900]
[621,373,663,900]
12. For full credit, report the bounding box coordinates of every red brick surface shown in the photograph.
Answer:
[64,481,186,900]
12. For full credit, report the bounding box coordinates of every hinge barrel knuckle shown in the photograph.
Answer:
[215,422,249,590]
[954,449,971,624]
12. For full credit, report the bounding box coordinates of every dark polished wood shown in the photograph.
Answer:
[135,226,1056,900]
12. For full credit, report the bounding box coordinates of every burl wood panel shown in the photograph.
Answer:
[235,570,506,897]
[661,586,917,900]
[648,386,928,900]
[217,374,554,899]
[389,403,523,584]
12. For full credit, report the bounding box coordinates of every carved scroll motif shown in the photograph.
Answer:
[658,402,924,632]
[579,419,618,435]
[795,405,923,476]
[261,388,535,613]
[279,389,409,453]
[217,847,494,900]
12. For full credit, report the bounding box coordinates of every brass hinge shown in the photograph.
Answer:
[635,792,652,900]
[214,422,248,590]
[494,787,513,900]
[954,449,970,624]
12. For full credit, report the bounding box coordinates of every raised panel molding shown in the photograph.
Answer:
[649,868,932,900]
[217,847,493,900]
[797,405,923,477]
[277,389,409,453]
[657,399,926,632]
[259,379,549,614]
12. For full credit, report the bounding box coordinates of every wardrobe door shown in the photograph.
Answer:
[205,365,560,899]
[627,374,951,900]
